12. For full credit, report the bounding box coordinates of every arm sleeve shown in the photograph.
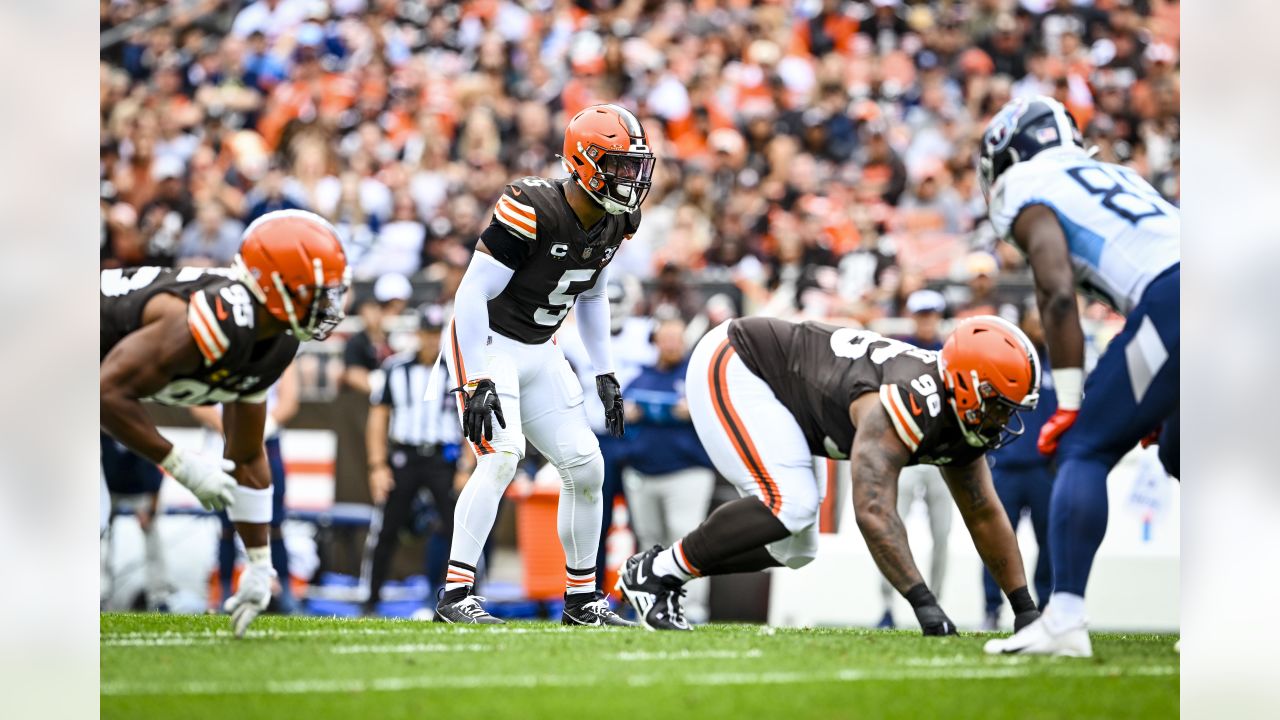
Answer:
[452,251,515,385]
[575,267,615,376]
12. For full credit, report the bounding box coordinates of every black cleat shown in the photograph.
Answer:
[562,591,635,627]
[615,546,691,631]
[434,587,504,625]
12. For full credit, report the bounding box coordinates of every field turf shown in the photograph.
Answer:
[101,613,1178,719]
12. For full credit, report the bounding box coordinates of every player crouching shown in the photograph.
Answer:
[100,210,349,636]
[618,316,1044,632]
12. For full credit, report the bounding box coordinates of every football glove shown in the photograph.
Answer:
[160,447,237,511]
[914,604,959,636]
[596,373,625,438]
[1037,409,1079,455]
[458,379,506,445]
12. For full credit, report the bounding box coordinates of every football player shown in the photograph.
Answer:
[977,97,1179,657]
[617,315,1044,634]
[435,104,653,626]
[100,210,349,636]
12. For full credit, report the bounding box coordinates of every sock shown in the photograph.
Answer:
[1045,592,1086,632]
[556,455,605,572]
[449,452,519,567]
[1048,456,1111,596]
[697,545,782,576]
[270,537,292,600]
[445,560,477,595]
[652,541,698,582]
[246,545,271,567]
[679,497,791,577]
[565,566,596,596]
[218,532,236,600]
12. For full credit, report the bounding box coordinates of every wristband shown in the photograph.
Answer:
[1051,368,1084,411]
[904,583,938,609]
[1006,586,1036,615]
[160,447,184,476]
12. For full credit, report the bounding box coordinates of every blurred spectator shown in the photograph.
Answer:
[954,251,1001,318]
[898,289,948,351]
[621,318,715,622]
[176,201,244,266]
[342,273,410,396]
[981,302,1057,629]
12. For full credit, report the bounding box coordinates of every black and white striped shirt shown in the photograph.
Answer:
[371,353,460,447]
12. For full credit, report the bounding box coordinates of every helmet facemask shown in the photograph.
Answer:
[958,377,1039,450]
[272,261,351,341]
[579,145,654,215]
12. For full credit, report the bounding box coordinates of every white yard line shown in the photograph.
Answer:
[330,643,490,654]
[614,649,764,661]
[101,625,579,645]
[101,665,1178,697]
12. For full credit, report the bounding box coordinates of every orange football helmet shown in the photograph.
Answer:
[938,315,1041,449]
[562,104,655,215]
[233,210,351,341]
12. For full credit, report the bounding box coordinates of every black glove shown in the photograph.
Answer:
[906,583,957,636]
[1008,586,1040,632]
[914,604,958,636]
[456,379,506,445]
[596,373,625,438]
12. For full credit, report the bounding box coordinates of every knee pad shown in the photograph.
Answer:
[766,526,819,569]
[473,451,519,490]
[227,485,274,524]
[557,452,605,498]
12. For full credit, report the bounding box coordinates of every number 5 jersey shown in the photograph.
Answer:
[727,317,985,468]
[101,266,297,406]
[480,176,641,344]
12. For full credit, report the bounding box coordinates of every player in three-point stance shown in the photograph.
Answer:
[618,315,1044,634]
[978,97,1179,657]
[100,210,350,636]
[435,104,654,626]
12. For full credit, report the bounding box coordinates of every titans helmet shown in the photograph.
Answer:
[978,96,1084,199]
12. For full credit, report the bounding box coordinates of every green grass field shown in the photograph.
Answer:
[101,613,1178,719]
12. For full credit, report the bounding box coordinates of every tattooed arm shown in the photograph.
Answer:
[940,456,1029,595]
[847,393,925,594]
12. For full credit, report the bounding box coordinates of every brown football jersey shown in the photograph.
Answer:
[727,317,984,467]
[481,176,641,345]
[101,266,297,406]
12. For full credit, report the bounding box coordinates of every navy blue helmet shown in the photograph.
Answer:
[978,96,1084,198]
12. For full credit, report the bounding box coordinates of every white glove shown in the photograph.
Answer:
[160,447,237,511]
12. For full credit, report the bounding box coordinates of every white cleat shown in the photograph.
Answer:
[983,614,1093,658]
[223,563,275,638]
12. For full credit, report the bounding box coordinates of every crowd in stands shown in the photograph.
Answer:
[101,0,1180,324]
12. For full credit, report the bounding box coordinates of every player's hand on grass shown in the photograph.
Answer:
[1037,409,1079,455]
[160,448,237,511]
[597,373,625,438]
[914,604,958,636]
[459,378,506,444]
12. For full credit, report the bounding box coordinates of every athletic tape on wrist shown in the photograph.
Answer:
[226,485,274,523]
[1051,368,1084,411]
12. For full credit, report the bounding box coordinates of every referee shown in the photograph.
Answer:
[363,303,468,613]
